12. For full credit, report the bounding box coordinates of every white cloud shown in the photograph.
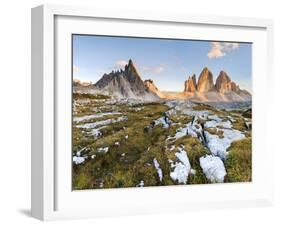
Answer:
[115,60,128,68]
[208,42,239,59]
[73,65,80,73]
[141,65,164,74]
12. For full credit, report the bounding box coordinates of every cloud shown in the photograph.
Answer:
[73,65,80,73]
[115,60,128,68]
[141,65,164,74]
[208,42,239,59]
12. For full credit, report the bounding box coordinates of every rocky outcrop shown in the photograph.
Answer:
[94,59,160,101]
[215,71,231,93]
[179,68,251,102]
[184,74,197,92]
[197,67,215,92]
[215,70,240,93]
[144,79,164,98]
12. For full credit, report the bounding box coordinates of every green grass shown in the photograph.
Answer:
[232,117,248,131]
[72,94,252,189]
[73,92,110,100]
[225,138,252,182]
[242,109,252,118]
[72,102,175,189]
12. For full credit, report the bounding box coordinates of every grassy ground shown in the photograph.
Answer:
[225,138,252,182]
[72,94,252,189]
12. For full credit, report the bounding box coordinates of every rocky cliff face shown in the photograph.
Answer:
[197,67,215,92]
[94,59,160,101]
[179,68,251,102]
[184,74,197,92]
[144,79,164,98]
[215,70,241,93]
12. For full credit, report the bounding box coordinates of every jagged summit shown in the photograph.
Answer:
[124,59,141,82]
[184,74,197,92]
[215,71,232,93]
[197,67,215,92]
[94,59,160,101]
[179,67,251,102]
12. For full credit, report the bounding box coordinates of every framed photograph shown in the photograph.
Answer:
[31,4,274,221]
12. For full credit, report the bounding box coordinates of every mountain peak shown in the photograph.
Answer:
[203,67,210,72]
[215,70,239,93]
[184,74,197,92]
[126,59,136,71]
[94,59,160,100]
[197,67,214,92]
[128,58,133,66]
[218,70,231,82]
[124,59,142,84]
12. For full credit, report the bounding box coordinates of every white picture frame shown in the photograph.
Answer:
[31,4,274,221]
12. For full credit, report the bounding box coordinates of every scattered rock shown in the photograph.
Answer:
[136,180,144,187]
[170,146,192,184]
[199,155,226,183]
[153,158,163,182]
[97,147,109,153]
[91,154,96,159]
[73,156,85,165]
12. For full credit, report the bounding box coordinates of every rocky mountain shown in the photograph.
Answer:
[94,59,160,101]
[144,79,165,98]
[180,67,251,102]
[215,70,239,93]
[197,67,215,92]
[74,60,251,102]
[184,74,197,92]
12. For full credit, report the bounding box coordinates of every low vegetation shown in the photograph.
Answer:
[72,94,252,189]
[225,138,252,182]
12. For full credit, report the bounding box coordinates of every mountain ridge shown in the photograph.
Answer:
[93,59,160,101]
[74,59,251,102]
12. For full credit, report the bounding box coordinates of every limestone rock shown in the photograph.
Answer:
[184,74,197,92]
[94,59,160,100]
[215,70,240,93]
[197,67,215,92]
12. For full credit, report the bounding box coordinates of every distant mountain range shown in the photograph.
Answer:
[73,59,251,102]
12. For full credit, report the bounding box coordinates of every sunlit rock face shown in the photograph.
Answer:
[197,67,215,93]
[184,74,197,92]
[215,70,240,94]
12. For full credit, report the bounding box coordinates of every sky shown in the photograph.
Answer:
[73,35,252,92]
